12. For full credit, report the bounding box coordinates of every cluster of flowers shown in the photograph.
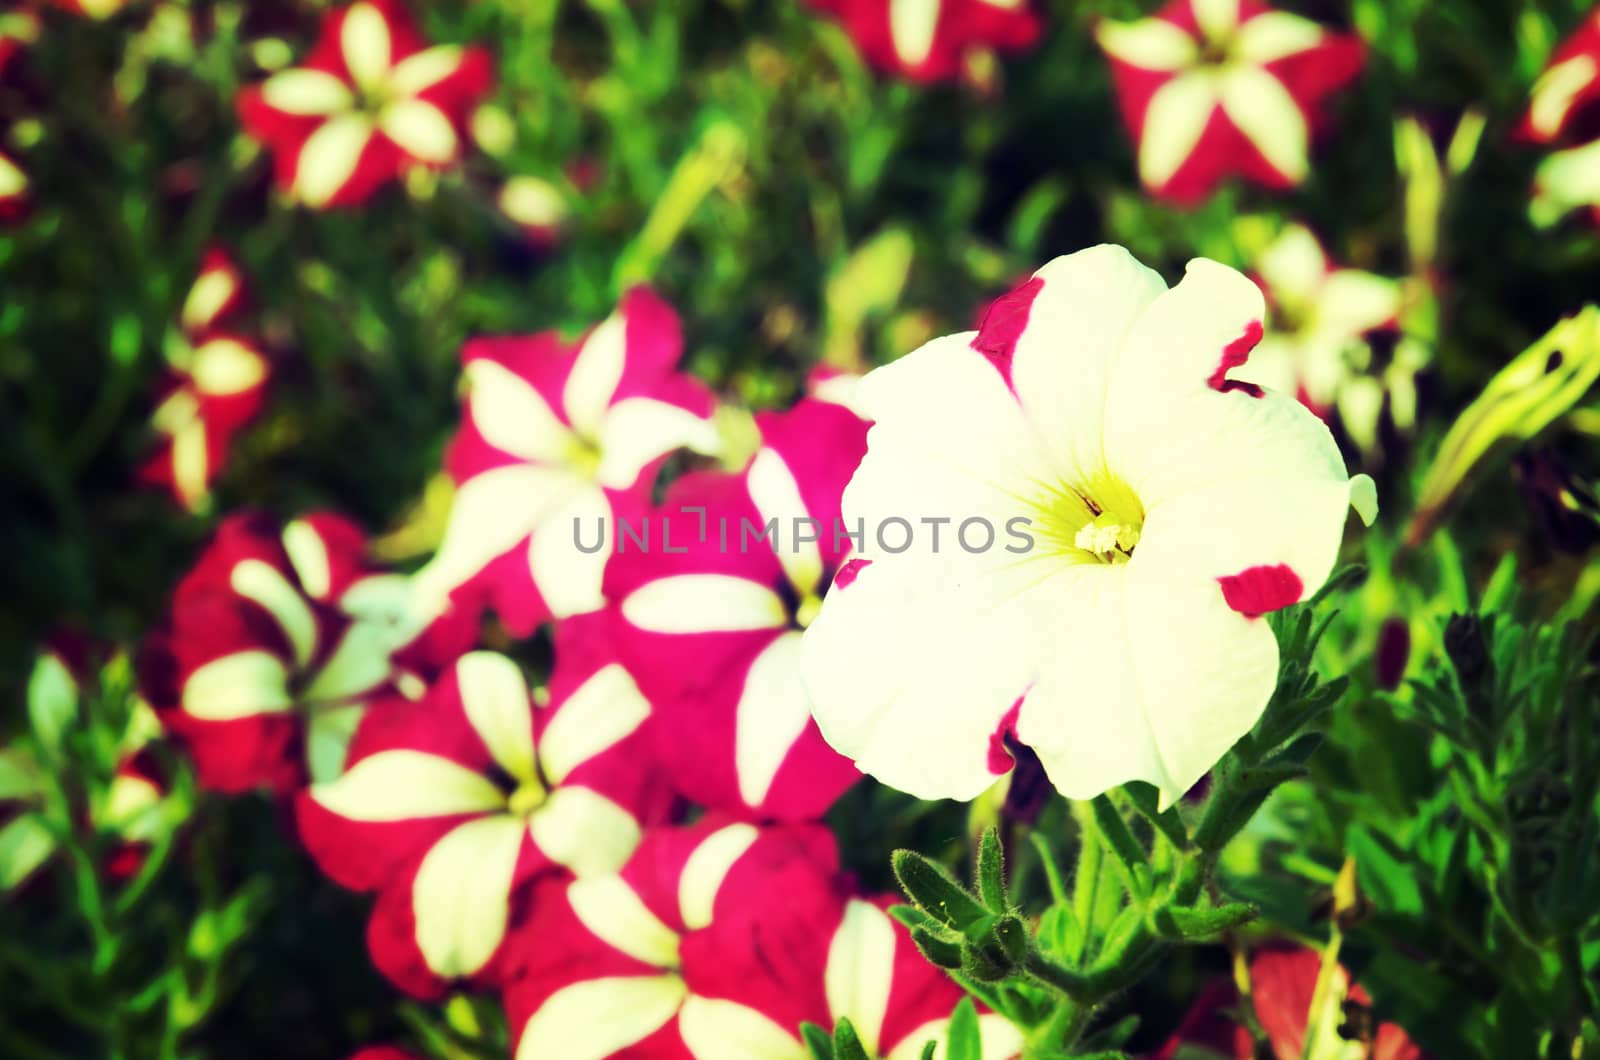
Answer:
[127,273,1034,1056]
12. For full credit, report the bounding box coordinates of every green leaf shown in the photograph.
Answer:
[976,827,1007,911]
[800,1022,834,1060]
[1152,902,1258,940]
[946,998,981,1060]
[26,651,79,759]
[919,1042,936,1060]
[909,925,964,970]
[892,849,989,930]
[1348,824,1425,916]
[0,813,58,893]
[832,1018,870,1060]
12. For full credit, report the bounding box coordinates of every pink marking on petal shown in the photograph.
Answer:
[971,276,1044,389]
[986,698,1024,774]
[1207,319,1265,396]
[1218,563,1303,618]
[832,558,870,590]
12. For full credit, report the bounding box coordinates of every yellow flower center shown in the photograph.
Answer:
[566,434,603,479]
[794,591,823,630]
[507,774,547,817]
[1033,469,1145,566]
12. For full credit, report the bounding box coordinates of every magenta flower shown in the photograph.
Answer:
[139,248,272,512]
[604,399,866,822]
[296,624,673,998]
[1096,0,1364,204]
[500,821,846,1058]
[140,512,473,794]
[237,0,493,209]
[0,10,37,223]
[413,288,721,635]
[1519,9,1600,226]
[807,0,1040,83]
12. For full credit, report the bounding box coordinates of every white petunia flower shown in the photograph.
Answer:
[801,245,1375,808]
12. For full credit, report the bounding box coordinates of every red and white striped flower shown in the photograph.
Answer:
[45,0,129,17]
[1248,224,1411,451]
[502,821,845,1059]
[139,249,271,511]
[823,897,1023,1059]
[606,400,866,821]
[802,246,1376,806]
[298,628,671,997]
[807,0,1040,83]
[414,288,721,635]
[237,0,492,209]
[1520,9,1600,227]
[807,366,870,420]
[140,512,472,795]
[1096,0,1364,203]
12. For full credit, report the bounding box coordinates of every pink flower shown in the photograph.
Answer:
[1156,944,1427,1060]
[604,399,866,821]
[413,288,721,636]
[1096,0,1363,203]
[297,624,672,998]
[807,0,1040,83]
[500,821,846,1058]
[237,0,493,209]
[139,249,272,511]
[139,512,473,794]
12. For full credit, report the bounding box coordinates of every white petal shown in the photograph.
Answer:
[563,311,628,439]
[182,652,292,720]
[412,815,525,978]
[411,465,587,613]
[456,652,536,785]
[282,519,332,601]
[0,154,23,199]
[678,996,808,1060]
[1191,0,1239,39]
[389,45,465,96]
[1257,224,1328,308]
[1104,256,1267,443]
[678,823,759,931]
[621,574,789,634]
[568,875,681,967]
[171,420,210,511]
[1095,19,1199,71]
[1232,11,1324,64]
[845,333,1051,563]
[802,554,1059,801]
[1009,247,1169,481]
[527,786,640,876]
[380,99,458,164]
[1219,68,1309,184]
[887,1015,1026,1060]
[595,398,720,490]
[825,900,897,1056]
[230,558,317,668]
[1311,270,1400,336]
[182,267,240,333]
[1139,72,1217,190]
[260,69,354,116]
[311,749,507,821]
[527,486,612,619]
[341,2,392,90]
[466,358,574,464]
[293,114,373,208]
[747,448,823,595]
[734,632,812,810]
[537,664,651,784]
[889,0,940,67]
[301,620,397,705]
[515,976,687,1060]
